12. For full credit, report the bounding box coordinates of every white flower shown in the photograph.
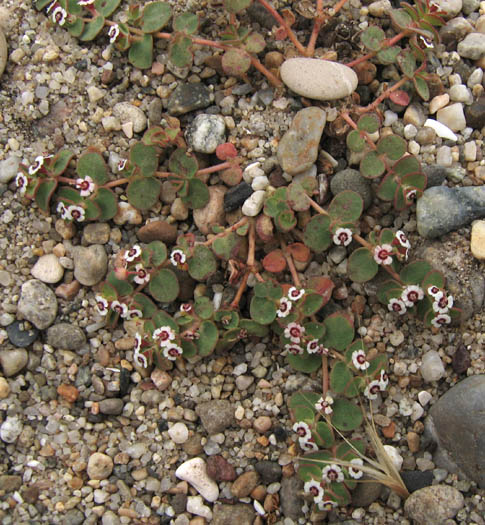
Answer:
[306,339,321,354]
[163,343,183,361]
[52,6,67,25]
[288,286,305,301]
[111,300,129,318]
[180,303,193,313]
[395,230,410,249]
[388,298,407,315]
[133,264,150,285]
[292,421,311,440]
[108,24,120,44]
[352,349,370,371]
[277,297,292,318]
[284,322,305,343]
[404,188,417,202]
[118,159,127,171]
[15,173,28,194]
[333,227,353,246]
[153,326,175,347]
[75,176,95,197]
[285,343,303,355]
[432,292,453,314]
[427,285,441,298]
[46,1,57,13]
[304,479,324,502]
[322,464,344,484]
[134,333,142,352]
[401,285,424,307]
[299,437,318,451]
[134,349,148,368]
[170,249,186,266]
[378,369,389,390]
[95,295,109,315]
[124,245,142,262]
[364,379,382,400]
[28,156,44,175]
[126,309,143,320]
[67,205,85,222]
[431,313,451,328]
[315,394,334,415]
[373,244,393,265]
[348,458,364,479]
[78,0,95,5]
[317,499,338,511]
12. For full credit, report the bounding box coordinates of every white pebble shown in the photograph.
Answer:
[168,422,189,444]
[242,190,265,217]
[418,391,433,406]
[464,141,477,161]
[0,417,22,443]
[423,119,457,141]
[175,458,219,502]
[383,445,403,471]
[411,402,424,421]
[404,124,417,139]
[383,110,398,126]
[186,495,212,520]
[251,175,269,191]
[420,350,445,382]
[254,499,266,516]
[243,162,264,183]
[429,94,449,114]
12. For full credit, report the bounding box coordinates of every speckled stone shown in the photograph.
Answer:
[17,279,57,330]
[167,83,211,116]
[73,245,108,286]
[31,254,64,284]
[185,114,226,154]
[404,485,465,525]
[6,321,38,348]
[47,323,86,350]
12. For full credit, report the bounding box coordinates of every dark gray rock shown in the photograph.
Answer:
[212,503,255,524]
[330,168,373,209]
[17,279,58,330]
[195,400,234,434]
[404,485,464,525]
[280,476,304,520]
[167,83,211,116]
[254,460,282,484]
[6,321,38,347]
[401,470,434,492]
[99,398,124,415]
[465,95,485,129]
[424,375,485,488]
[224,182,253,212]
[171,493,187,515]
[417,186,485,238]
[350,475,383,507]
[47,323,86,350]
[64,508,85,525]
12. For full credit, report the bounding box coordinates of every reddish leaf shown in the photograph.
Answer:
[306,276,335,307]
[389,90,410,107]
[216,142,238,161]
[274,26,288,40]
[263,249,287,273]
[287,242,310,263]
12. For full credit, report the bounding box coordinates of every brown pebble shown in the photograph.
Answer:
[96,346,110,367]
[55,218,76,240]
[137,220,178,244]
[353,60,377,85]
[189,518,205,525]
[264,493,279,512]
[382,421,396,438]
[282,463,295,477]
[68,477,83,490]
[407,431,420,453]
[114,337,136,351]
[114,452,130,465]
[351,295,366,315]
[206,455,236,481]
[251,484,266,501]
[55,280,81,300]
[101,69,114,85]
[257,436,269,447]
[264,51,284,69]
[151,368,172,391]
[39,444,55,457]
[452,344,471,374]
[118,508,137,518]
[398,376,410,389]
[231,470,260,498]
[21,486,39,504]
[57,384,79,403]
[253,415,272,433]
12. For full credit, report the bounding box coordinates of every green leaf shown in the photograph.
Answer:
[182,178,210,209]
[169,148,198,178]
[221,48,251,76]
[301,293,324,316]
[377,134,406,161]
[346,130,366,153]
[376,280,402,304]
[149,268,179,302]
[348,247,379,283]
[400,261,432,285]
[152,310,178,333]
[214,310,239,329]
[194,296,214,320]
[144,240,168,266]
[245,32,266,53]
[223,0,253,14]
[390,8,413,29]
[331,399,363,432]
[264,195,289,218]
[196,320,218,356]
[212,232,242,260]
[141,2,172,32]
[132,293,157,318]
[79,15,105,42]
[303,321,326,341]
[303,215,332,253]
[66,18,85,38]
[323,312,354,351]
[313,421,335,448]
[377,172,399,202]
[169,33,193,68]
[188,245,216,281]
[250,296,277,325]
[239,319,268,337]
[421,269,445,291]
[360,151,386,179]
[94,0,121,17]
[35,0,52,9]
[51,150,74,176]
[129,34,153,69]
[126,177,161,210]
[360,26,385,51]
[377,46,401,65]
[379,228,395,245]
[275,209,297,232]
[289,391,320,419]
[330,362,361,397]
[414,74,430,101]
[34,179,57,213]
[287,352,322,373]
[130,143,158,176]
[397,49,417,78]
[393,155,420,177]
[287,182,310,212]
[107,270,134,297]
[91,187,118,221]
[77,151,108,185]
[357,113,380,134]
[57,186,82,205]
[328,190,363,223]
[173,12,199,34]
[181,339,197,358]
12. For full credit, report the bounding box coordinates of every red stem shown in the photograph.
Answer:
[345,30,411,68]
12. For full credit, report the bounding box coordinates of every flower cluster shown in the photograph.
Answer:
[364,369,389,400]
[315,393,334,415]
[277,286,305,319]
[428,286,453,327]
[95,295,143,320]
[57,202,85,222]
[387,284,424,315]
[283,322,328,356]
[292,421,317,452]
[152,326,182,361]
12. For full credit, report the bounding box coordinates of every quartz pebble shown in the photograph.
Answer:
[423,120,457,141]
[404,485,465,525]
[471,220,485,259]
[0,377,10,399]
[420,351,445,382]
[457,32,485,59]
[113,102,147,133]
[429,94,449,114]
[73,245,108,286]
[168,422,189,444]
[280,58,358,101]
[436,103,466,132]
[383,445,403,471]
[0,348,28,377]
[242,190,265,217]
[87,453,113,480]
[0,417,22,443]
[175,458,219,502]
[17,279,57,330]
[187,495,212,520]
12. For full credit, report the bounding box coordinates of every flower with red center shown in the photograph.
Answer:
[304,479,324,503]
[288,286,305,301]
[431,313,451,328]
[153,326,175,347]
[28,156,45,175]
[133,264,150,285]
[95,295,109,316]
[292,421,311,439]
[322,464,344,484]
[404,188,417,203]
[432,292,453,314]
[52,5,67,25]
[277,297,292,318]
[285,343,303,355]
[318,499,338,511]
[379,369,389,390]
[299,437,318,451]
[134,333,142,352]
[388,298,407,315]
[134,348,148,368]
[348,458,364,479]
[284,322,305,343]
[364,379,382,400]
[163,343,183,361]
[315,394,334,415]
[126,309,143,320]
[118,159,127,171]
[111,300,129,318]
[306,339,321,354]
[373,244,393,265]
[108,24,120,44]
[15,173,28,194]
[401,285,424,307]
[75,176,95,197]
[333,227,353,247]
[352,349,370,371]
[170,249,186,266]
[395,230,410,249]
[67,205,85,222]
[124,245,141,262]
[180,303,193,314]
[427,285,441,298]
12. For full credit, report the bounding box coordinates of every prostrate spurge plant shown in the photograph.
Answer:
[21,0,458,517]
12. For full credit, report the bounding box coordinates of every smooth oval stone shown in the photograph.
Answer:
[280,58,358,101]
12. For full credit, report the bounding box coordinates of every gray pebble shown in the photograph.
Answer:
[185,114,226,154]
[73,245,107,286]
[6,321,38,347]
[330,168,373,209]
[168,83,211,116]
[404,485,464,525]
[82,223,110,245]
[0,348,28,377]
[99,398,124,415]
[47,323,86,350]
[0,416,22,443]
[113,102,147,133]
[457,33,485,60]
[195,400,234,434]
[0,28,6,79]
[17,279,57,330]
[280,476,304,519]
[0,156,20,184]
[31,254,64,284]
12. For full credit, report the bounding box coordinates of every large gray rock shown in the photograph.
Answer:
[417,186,485,238]
[212,503,255,524]
[280,476,304,519]
[195,400,234,434]
[73,245,107,286]
[457,32,485,60]
[167,83,211,116]
[404,485,464,525]
[47,323,86,350]
[17,279,57,330]
[330,168,373,209]
[424,375,485,488]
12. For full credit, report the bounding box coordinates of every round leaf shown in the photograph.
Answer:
[250,296,276,325]
[77,151,108,185]
[360,151,386,179]
[287,352,322,373]
[51,150,74,176]
[331,399,363,432]
[223,0,253,14]
[313,421,335,448]
[323,312,354,351]
[173,12,199,34]
[129,34,153,69]
[330,362,361,397]
[91,187,118,220]
[275,209,296,233]
[361,26,385,51]
[126,176,161,210]
[141,2,172,33]
[145,240,167,266]
[263,250,287,273]
[169,33,193,68]
[79,15,105,41]
[130,143,158,175]
[328,190,363,223]
[188,245,216,281]
[346,130,366,153]
[194,296,214,320]
[357,113,380,134]
[301,293,324,316]
[196,320,219,356]
[149,268,179,302]
[221,48,251,76]
[303,215,332,252]
[245,32,265,53]
[377,134,406,161]
[34,179,57,213]
[94,0,121,16]
[169,148,198,178]
[348,247,379,283]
